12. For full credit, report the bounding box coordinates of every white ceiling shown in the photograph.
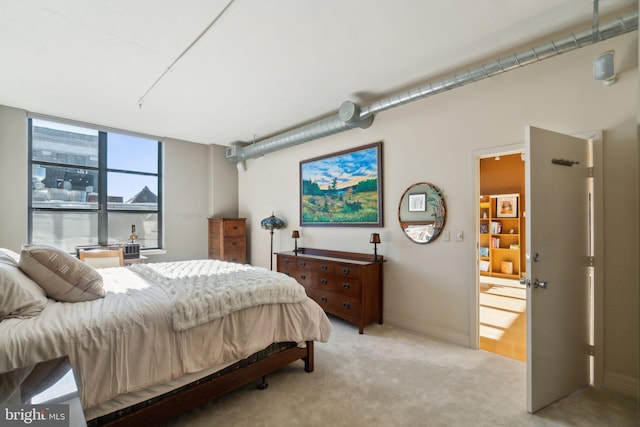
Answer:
[1,0,635,147]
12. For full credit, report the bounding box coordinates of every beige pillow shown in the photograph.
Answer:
[0,262,47,320]
[19,245,105,302]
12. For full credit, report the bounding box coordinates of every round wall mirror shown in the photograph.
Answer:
[398,182,446,243]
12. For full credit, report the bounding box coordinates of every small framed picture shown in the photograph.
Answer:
[408,193,426,212]
[496,196,518,218]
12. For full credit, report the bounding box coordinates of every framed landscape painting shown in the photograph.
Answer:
[300,142,383,226]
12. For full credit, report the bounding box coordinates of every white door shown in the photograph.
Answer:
[525,126,590,413]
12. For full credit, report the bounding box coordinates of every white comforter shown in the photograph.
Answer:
[129,260,307,331]
[0,263,331,417]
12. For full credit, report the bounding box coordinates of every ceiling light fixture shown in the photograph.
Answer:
[138,0,236,108]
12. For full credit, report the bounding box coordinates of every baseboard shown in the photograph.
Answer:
[384,314,469,347]
[604,371,639,398]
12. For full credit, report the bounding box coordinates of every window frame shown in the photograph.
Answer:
[27,116,163,250]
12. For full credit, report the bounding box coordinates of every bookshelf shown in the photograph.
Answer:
[479,193,521,279]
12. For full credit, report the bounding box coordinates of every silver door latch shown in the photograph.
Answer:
[519,278,548,289]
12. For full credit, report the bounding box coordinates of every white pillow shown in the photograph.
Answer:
[0,262,47,321]
[19,245,105,302]
[0,248,21,265]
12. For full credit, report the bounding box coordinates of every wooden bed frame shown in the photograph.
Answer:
[90,341,314,426]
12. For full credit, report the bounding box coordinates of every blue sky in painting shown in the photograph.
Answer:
[302,146,378,190]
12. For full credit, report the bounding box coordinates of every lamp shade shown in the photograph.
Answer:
[261,213,285,230]
[370,233,381,244]
[291,230,300,238]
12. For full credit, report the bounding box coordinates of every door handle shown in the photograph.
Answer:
[533,279,548,289]
[519,278,548,289]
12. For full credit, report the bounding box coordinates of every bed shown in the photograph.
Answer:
[0,246,331,425]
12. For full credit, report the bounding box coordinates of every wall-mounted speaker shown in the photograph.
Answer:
[593,50,615,86]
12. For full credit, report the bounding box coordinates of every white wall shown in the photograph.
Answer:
[150,140,238,262]
[151,137,211,262]
[238,33,639,397]
[0,106,28,250]
[209,144,239,218]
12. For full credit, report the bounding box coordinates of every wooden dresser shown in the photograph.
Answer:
[208,218,247,264]
[276,248,383,334]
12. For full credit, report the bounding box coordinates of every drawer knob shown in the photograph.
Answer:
[300,261,306,267]
[232,241,237,245]
[284,259,289,265]
[342,283,350,289]
[321,278,328,285]
[343,268,350,274]
[300,274,306,280]
[284,272,290,276]
[321,296,328,303]
[342,301,350,309]
[321,264,328,270]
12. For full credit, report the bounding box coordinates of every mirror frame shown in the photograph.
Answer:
[398,182,446,244]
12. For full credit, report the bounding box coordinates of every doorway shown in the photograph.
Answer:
[478,152,526,361]
[472,130,603,411]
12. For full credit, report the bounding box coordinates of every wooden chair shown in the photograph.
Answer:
[79,248,124,268]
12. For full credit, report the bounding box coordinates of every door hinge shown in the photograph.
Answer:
[588,345,595,356]
[587,167,594,177]
[587,256,594,267]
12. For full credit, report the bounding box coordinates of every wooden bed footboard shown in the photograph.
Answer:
[92,341,314,426]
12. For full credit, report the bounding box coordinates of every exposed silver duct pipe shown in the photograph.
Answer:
[226,100,373,162]
[226,10,637,163]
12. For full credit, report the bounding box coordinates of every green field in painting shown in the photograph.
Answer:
[302,190,379,223]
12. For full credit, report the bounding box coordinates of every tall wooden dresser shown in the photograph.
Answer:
[208,218,247,264]
[276,248,383,334]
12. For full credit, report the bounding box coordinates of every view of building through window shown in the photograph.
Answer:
[29,118,161,252]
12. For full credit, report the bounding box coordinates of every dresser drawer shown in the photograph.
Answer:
[305,288,360,321]
[223,220,245,236]
[223,237,245,252]
[223,247,246,263]
[278,256,333,273]
[287,270,316,287]
[334,262,361,278]
[277,256,296,274]
[293,258,335,274]
[308,275,361,298]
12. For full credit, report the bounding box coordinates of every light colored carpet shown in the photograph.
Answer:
[164,316,638,426]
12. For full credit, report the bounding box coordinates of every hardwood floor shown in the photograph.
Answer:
[479,278,526,361]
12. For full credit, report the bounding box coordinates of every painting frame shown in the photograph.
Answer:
[495,195,518,218]
[300,141,383,227]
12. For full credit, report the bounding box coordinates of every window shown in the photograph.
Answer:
[29,118,162,252]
